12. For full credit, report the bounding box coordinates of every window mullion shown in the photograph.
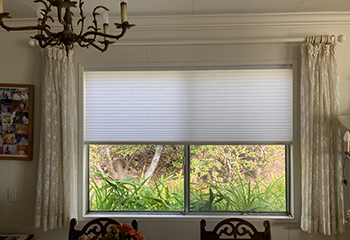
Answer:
[184,145,190,213]
[285,145,292,216]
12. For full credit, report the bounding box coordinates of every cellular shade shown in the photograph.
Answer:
[84,68,293,144]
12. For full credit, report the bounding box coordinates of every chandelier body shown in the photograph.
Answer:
[0,0,134,54]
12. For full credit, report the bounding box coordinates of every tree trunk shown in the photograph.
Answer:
[145,145,163,179]
[113,159,127,179]
[106,157,120,180]
[104,146,127,180]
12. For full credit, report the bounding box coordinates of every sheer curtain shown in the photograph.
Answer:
[34,47,78,231]
[300,42,344,234]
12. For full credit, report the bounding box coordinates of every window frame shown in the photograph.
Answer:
[78,62,298,222]
[86,144,290,215]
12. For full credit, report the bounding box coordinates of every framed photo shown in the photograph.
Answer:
[0,84,34,161]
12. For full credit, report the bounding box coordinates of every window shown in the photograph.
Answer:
[84,67,293,215]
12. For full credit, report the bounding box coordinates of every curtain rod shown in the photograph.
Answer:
[28,35,345,47]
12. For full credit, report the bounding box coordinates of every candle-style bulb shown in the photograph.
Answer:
[102,11,109,24]
[120,0,128,23]
[344,131,350,142]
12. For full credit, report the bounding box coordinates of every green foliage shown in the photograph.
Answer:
[89,144,286,212]
[90,170,285,212]
[190,145,284,184]
[89,172,117,210]
[190,170,285,211]
[90,171,184,211]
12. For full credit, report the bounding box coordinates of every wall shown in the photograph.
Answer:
[0,13,350,240]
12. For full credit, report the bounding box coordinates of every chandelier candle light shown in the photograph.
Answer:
[344,131,350,225]
[345,131,350,153]
[0,0,134,54]
[343,131,350,185]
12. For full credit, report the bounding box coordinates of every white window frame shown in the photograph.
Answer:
[78,62,298,223]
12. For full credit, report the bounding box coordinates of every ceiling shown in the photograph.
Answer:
[3,0,350,19]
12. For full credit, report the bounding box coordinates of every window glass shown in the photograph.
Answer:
[88,144,287,213]
[190,145,286,212]
[89,145,184,211]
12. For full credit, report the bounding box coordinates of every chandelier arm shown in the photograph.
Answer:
[35,33,61,48]
[34,0,54,24]
[76,0,86,39]
[77,36,94,48]
[37,38,55,48]
[92,6,109,27]
[0,22,54,39]
[34,0,55,38]
[89,41,110,53]
[85,6,110,43]
[0,14,50,34]
[81,25,127,41]
[77,42,91,48]
[78,35,109,52]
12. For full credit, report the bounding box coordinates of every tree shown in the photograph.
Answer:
[144,145,163,179]
[89,145,183,181]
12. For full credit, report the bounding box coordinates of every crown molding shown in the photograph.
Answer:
[1,12,350,33]
[131,12,350,30]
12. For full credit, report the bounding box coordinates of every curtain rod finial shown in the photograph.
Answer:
[337,35,346,42]
[28,39,36,47]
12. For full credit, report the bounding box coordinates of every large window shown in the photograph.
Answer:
[84,68,293,215]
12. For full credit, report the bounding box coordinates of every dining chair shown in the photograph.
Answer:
[68,217,138,240]
[200,218,271,240]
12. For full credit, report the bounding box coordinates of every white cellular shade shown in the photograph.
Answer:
[84,69,293,144]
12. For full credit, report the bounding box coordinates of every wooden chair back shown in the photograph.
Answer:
[200,218,271,240]
[68,217,138,240]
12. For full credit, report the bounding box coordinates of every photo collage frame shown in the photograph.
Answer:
[0,84,34,161]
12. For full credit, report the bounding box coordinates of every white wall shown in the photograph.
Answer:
[0,13,350,240]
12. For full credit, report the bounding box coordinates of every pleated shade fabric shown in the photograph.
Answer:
[84,68,293,144]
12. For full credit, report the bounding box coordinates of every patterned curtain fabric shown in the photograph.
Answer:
[34,47,78,231]
[300,42,344,234]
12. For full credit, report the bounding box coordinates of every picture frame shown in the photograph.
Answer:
[0,84,34,161]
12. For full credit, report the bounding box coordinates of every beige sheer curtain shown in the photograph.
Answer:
[300,42,344,234]
[34,47,78,231]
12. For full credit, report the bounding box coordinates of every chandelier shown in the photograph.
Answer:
[0,0,134,54]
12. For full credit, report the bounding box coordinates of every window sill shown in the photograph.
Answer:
[82,212,296,223]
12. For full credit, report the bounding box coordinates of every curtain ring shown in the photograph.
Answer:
[315,36,319,43]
